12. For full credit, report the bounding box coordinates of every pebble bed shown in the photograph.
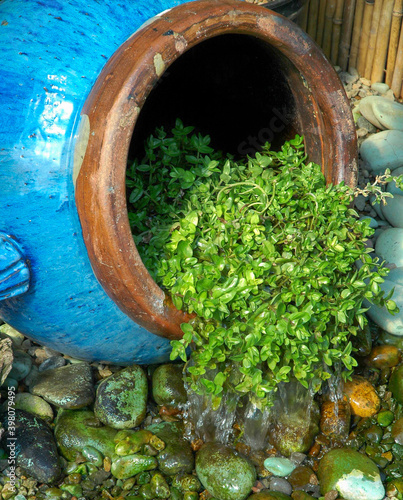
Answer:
[0,71,403,500]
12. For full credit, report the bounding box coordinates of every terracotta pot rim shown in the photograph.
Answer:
[75,0,357,340]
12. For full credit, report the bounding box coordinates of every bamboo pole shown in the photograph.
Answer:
[323,0,337,58]
[299,0,310,31]
[364,0,384,79]
[308,0,320,39]
[391,24,403,96]
[317,0,328,46]
[331,0,345,65]
[349,0,365,70]
[371,0,395,82]
[338,0,357,70]
[386,0,403,87]
[357,0,374,75]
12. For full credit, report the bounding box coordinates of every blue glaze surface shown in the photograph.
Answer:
[0,0,192,364]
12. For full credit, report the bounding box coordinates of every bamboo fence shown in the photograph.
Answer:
[299,0,403,97]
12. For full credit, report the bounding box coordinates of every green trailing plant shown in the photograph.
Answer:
[127,119,400,408]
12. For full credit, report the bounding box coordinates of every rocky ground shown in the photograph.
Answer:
[0,73,403,500]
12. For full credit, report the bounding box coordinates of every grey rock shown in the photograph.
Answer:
[30,362,95,409]
[38,356,66,372]
[356,116,377,133]
[1,409,61,483]
[372,98,403,131]
[371,82,389,94]
[360,130,403,174]
[359,97,386,129]
[269,477,292,496]
[381,195,403,228]
[9,350,32,382]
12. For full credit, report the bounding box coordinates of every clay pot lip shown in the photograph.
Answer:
[75,0,357,340]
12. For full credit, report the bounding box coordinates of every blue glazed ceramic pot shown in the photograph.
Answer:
[0,0,357,364]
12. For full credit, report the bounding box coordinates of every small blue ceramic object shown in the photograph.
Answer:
[0,0,357,363]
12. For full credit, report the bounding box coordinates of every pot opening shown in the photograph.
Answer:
[130,33,299,161]
[76,0,357,339]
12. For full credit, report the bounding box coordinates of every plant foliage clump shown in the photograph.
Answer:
[127,120,396,406]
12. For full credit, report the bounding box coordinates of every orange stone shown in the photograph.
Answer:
[343,376,381,417]
[366,345,401,369]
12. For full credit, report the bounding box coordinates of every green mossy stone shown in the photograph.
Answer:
[13,393,54,422]
[377,410,394,427]
[263,457,296,477]
[318,448,385,500]
[94,365,147,429]
[389,365,403,404]
[147,422,194,476]
[152,363,187,407]
[54,409,117,461]
[111,454,158,480]
[196,443,256,500]
[248,493,291,500]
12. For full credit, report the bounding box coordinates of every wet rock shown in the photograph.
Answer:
[318,448,385,500]
[372,98,403,131]
[38,356,66,372]
[343,376,380,417]
[30,362,94,409]
[290,493,315,500]
[1,409,61,483]
[248,492,291,500]
[362,424,383,444]
[9,350,32,381]
[288,465,316,490]
[196,442,256,500]
[111,454,158,480]
[264,457,296,477]
[152,363,187,407]
[320,396,351,440]
[389,364,403,404]
[148,421,194,475]
[377,410,394,427]
[269,477,292,496]
[392,417,403,444]
[94,365,147,429]
[365,344,400,369]
[352,324,372,357]
[54,409,117,461]
[360,130,403,173]
[268,403,320,457]
[14,393,53,422]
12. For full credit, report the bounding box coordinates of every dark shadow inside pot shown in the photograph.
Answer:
[130,34,299,160]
